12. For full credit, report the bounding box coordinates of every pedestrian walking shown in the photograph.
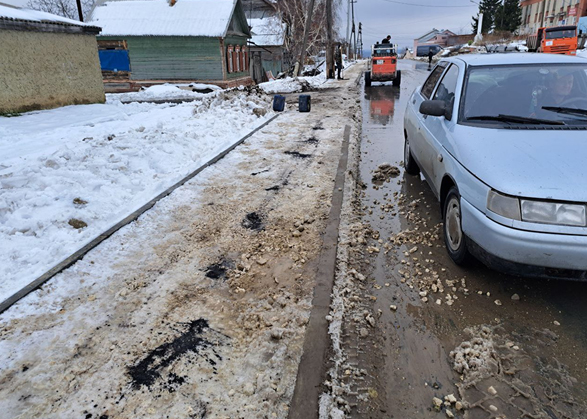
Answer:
[334,44,343,80]
[428,49,434,69]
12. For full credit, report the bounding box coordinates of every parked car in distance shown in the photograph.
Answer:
[403,53,587,279]
[417,44,442,57]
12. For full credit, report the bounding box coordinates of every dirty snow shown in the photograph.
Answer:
[113,83,221,102]
[0,67,365,418]
[0,89,274,302]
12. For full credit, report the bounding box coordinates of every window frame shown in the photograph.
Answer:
[420,62,448,100]
[431,63,460,121]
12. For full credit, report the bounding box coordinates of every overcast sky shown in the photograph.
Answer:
[2,0,481,49]
[351,0,480,49]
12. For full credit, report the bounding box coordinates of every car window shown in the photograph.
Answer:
[421,63,447,99]
[432,64,459,120]
[461,63,587,126]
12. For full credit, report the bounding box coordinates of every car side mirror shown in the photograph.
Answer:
[419,100,446,117]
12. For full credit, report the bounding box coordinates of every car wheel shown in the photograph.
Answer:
[365,71,371,87]
[443,187,471,265]
[403,134,420,175]
[393,70,401,87]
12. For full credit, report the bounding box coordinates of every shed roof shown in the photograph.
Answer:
[0,3,101,33]
[249,17,285,46]
[89,0,250,38]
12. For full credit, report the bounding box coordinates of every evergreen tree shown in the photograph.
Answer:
[495,0,522,33]
[471,0,502,34]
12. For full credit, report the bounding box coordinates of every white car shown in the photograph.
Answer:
[403,53,587,279]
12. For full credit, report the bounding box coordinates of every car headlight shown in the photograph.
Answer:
[521,200,586,226]
[487,190,521,220]
[487,190,587,226]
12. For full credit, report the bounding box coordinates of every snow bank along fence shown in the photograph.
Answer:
[0,113,281,315]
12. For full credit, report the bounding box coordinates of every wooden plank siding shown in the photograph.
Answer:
[99,35,250,81]
[127,36,223,80]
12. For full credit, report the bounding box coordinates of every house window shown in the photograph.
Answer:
[235,46,241,72]
[227,45,234,73]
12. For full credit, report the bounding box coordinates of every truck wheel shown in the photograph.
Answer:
[365,71,371,87]
[393,70,401,87]
[443,187,472,266]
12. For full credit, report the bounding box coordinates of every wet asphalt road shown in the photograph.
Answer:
[352,60,587,418]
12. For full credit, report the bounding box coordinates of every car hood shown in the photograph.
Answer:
[447,125,587,202]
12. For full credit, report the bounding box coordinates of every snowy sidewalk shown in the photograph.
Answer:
[0,65,365,419]
[0,89,274,303]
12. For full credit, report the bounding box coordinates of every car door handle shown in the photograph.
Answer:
[437,154,443,162]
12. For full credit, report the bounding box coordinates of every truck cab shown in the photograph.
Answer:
[527,26,578,55]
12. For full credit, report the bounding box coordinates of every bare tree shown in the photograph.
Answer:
[274,0,342,71]
[26,0,95,21]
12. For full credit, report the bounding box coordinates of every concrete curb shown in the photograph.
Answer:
[288,125,352,419]
[0,114,281,315]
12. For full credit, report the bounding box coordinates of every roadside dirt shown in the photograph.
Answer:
[321,62,587,419]
[0,66,363,419]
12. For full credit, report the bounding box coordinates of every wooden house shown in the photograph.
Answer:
[0,4,104,114]
[89,0,253,92]
[242,0,288,83]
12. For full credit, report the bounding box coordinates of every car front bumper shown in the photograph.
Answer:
[461,198,587,278]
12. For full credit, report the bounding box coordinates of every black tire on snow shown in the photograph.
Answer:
[393,70,401,87]
[365,71,371,87]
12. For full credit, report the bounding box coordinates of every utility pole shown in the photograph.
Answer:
[351,0,357,59]
[298,0,316,76]
[326,0,334,79]
[346,0,351,57]
[76,0,83,22]
[358,22,363,59]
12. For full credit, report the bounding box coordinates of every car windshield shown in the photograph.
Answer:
[373,47,396,57]
[461,63,587,125]
[545,29,576,39]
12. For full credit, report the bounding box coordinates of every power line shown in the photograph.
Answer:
[379,0,474,7]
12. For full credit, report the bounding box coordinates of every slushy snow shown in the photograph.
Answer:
[0,89,274,302]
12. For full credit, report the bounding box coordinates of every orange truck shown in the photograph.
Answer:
[365,43,401,87]
[527,25,578,55]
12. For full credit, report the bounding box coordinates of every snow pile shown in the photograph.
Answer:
[0,90,274,302]
[0,4,94,26]
[577,49,587,58]
[259,61,355,94]
[113,83,221,102]
[450,326,497,385]
[259,77,304,94]
[90,0,236,37]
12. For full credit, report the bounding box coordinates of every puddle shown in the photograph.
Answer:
[242,212,264,230]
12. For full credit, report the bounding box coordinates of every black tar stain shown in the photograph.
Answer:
[265,185,280,191]
[284,151,312,159]
[242,212,264,230]
[251,169,270,176]
[205,262,227,279]
[127,319,217,389]
[305,136,319,144]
